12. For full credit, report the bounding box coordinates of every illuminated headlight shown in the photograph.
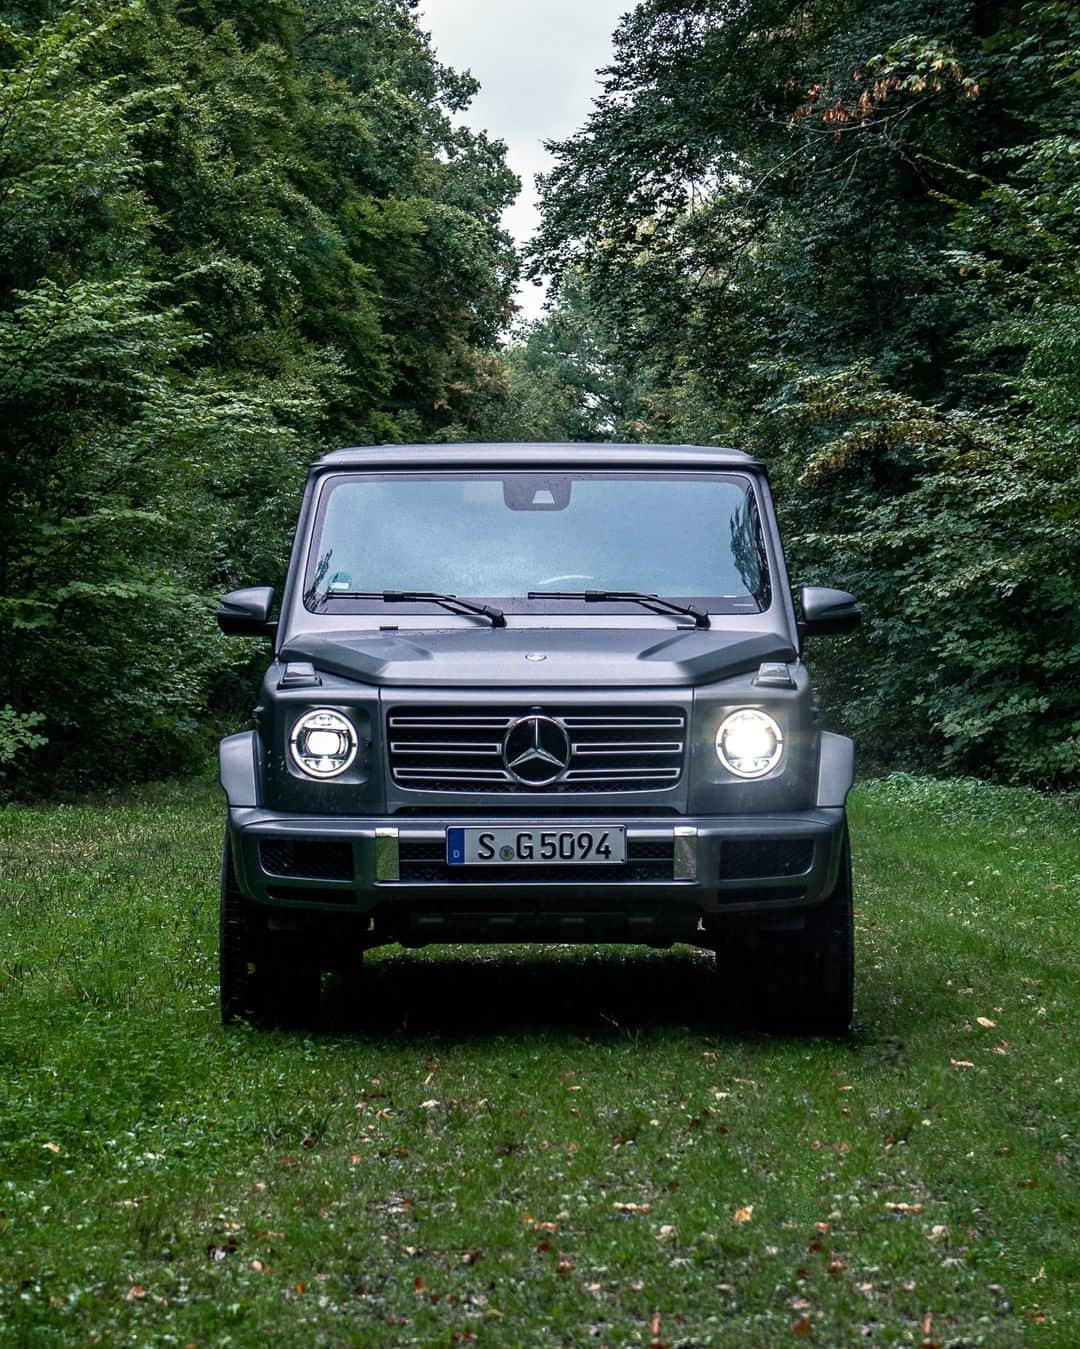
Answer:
[716,708,784,778]
[289,709,357,778]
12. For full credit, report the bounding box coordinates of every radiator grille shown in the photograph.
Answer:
[387,707,686,793]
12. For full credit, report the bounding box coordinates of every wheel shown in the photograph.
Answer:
[219,836,322,1028]
[220,836,258,1024]
[716,828,854,1034]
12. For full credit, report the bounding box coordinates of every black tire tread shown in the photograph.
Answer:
[715,827,854,1035]
[220,836,257,1024]
[220,835,322,1029]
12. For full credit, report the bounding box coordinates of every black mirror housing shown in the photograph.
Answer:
[218,586,276,638]
[800,585,861,638]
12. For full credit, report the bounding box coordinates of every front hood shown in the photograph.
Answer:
[278,625,796,688]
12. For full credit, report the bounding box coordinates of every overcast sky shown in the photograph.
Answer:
[420,0,629,320]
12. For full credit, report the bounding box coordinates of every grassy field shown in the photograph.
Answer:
[0,774,1076,1346]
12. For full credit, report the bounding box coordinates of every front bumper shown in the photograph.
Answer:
[228,806,847,945]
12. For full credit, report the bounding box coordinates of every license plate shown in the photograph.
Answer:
[447,826,626,866]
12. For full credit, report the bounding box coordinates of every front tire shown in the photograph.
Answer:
[220,837,257,1024]
[219,837,321,1028]
[718,828,854,1034]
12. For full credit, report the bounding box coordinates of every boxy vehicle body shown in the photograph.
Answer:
[218,443,861,1030]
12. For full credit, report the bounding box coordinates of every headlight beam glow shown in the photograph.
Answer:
[715,708,784,779]
[289,708,358,778]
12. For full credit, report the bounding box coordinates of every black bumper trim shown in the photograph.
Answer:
[227,807,846,918]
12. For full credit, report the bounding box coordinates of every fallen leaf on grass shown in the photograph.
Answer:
[732,1205,754,1225]
[556,1258,574,1274]
[42,1143,61,1154]
[829,1259,846,1275]
[976,1017,997,1028]
[885,1202,923,1214]
[791,1317,813,1336]
[534,1220,559,1232]
[950,1059,975,1068]
[420,1099,440,1110]
[249,1260,269,1273]
[461,1249,483,1265]
[613,1202,651,1215]
[124,1285,146,1302]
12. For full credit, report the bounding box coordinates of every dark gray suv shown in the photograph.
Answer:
[217,443,861,1031]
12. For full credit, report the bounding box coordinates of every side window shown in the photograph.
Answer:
[728,488,772,611]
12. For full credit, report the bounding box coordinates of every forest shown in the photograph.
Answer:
[1,0,1077,793]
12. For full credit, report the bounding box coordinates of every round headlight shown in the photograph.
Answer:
[716,708,784,779]
[289,709,358,778]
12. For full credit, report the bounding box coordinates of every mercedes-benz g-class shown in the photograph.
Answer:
[217,443,861,1030]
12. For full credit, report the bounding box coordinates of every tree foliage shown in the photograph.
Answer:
[509,0,1079,784]
[0,0,517,793]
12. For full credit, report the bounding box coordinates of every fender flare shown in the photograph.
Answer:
[816,731,855,809]
[219,731,260,808]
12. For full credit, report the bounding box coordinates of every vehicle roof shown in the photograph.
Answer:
[314,442,762,472]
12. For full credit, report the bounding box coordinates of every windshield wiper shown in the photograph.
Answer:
[320,590,506,628]
[528,590,710,628]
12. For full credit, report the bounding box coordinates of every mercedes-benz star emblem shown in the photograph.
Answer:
[502,714,571,786]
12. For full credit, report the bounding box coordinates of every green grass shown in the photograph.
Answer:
[0,774,1076,1346]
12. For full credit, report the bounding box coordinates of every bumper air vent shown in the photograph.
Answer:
[719,838,814,880]
[259,838,354,882]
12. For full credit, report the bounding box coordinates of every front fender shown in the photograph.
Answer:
[815,731,854,808]
[219,731,260,808]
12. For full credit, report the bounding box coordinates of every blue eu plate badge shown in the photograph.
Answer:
[447,828,466,865]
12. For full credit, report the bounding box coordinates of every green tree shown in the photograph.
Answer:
[0,0,519,794]
[524,0,1079,783]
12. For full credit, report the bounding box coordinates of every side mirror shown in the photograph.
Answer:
[799,586,861,638]
[217,586,276,638]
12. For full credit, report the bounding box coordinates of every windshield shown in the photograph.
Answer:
[303,471,771,614]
